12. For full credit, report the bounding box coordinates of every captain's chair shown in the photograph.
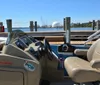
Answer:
[64,39,100,83]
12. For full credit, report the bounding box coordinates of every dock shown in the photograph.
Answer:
[0,30,96,43]
[0,17,99,45]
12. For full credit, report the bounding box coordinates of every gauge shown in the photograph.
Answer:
[15,39,27,50]
[62,44,68,52]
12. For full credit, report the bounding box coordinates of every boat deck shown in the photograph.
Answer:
[51,78,93,85]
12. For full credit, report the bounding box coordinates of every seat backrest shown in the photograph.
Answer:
[87,39,100,61]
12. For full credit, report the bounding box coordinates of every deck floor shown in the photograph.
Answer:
[51,82,93,85]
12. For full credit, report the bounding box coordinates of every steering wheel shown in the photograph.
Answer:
[43,39,59,61]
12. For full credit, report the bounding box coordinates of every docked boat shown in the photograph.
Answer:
[0,29,100,85]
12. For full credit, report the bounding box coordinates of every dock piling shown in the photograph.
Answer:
[0,22,3,32]
[35,21,37,31]
[96,20,100,30]
[0,22,3,26]
[6,19,12,32]
[30,21,34,31]
[92,20,95,30]
[6,19,12,44]
[64,17,71,44]
[63,18,65,31]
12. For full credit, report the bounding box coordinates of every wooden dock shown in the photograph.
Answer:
[50,41,94,45]
[1,18,98,44]
[0,30,96,42]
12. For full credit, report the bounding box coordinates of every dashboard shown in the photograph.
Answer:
[16,35,43,59]
[15,35,33,50]
[6,30,44,60]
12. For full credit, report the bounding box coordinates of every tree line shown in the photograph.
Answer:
[36,21,95,28]
[71,21,93,28]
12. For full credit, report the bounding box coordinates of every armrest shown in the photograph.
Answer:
[90,59,100,68]
[74,49,88,56]
[90,51,100,68]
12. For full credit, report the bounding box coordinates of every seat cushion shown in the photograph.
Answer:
[64,57,100,83]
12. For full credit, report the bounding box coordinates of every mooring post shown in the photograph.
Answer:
[92,20,95,30]
[0,22,3,32]
[0,22,3,26]
[6,19,12,44]
[35,21,37,31]
[6,19,12,32]
[63,18,65,31]
[30,21,34,31]
[96,20,100,30]
[64,17,71,44]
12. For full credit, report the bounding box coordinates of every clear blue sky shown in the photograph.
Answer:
[0,0,100,27]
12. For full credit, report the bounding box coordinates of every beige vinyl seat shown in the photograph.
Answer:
[64,39,100,83]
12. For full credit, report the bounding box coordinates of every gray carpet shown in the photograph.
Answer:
[50,78,93,85]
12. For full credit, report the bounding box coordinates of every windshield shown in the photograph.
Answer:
[6,30,28,44]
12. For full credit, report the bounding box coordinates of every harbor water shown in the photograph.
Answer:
[4,27,94,32]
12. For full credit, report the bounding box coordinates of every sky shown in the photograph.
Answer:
[0,0,100,27]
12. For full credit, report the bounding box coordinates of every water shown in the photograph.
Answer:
[4,27,93,32]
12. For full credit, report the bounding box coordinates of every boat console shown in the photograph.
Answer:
[3,30,45,60]
[0,30,64,85]
[0,30,44,85]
